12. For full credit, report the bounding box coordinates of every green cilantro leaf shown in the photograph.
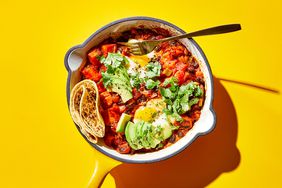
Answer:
[145,61,161,78]
[101,72,111,87]
[188,98,199,107]
[163,77,178,87]
[145,79,160,90]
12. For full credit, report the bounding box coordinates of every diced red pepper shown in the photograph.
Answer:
[88,48,102,67]
[101,44,117,57]
[81,65,102,82]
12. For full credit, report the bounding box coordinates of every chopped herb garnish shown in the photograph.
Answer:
[160,81,203,122]
[145,61,161,78]
[145,79,160,90]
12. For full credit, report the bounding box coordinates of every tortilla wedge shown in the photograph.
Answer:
[69,79,105,143]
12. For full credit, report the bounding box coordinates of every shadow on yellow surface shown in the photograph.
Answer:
[110,77,241,188]
[217,77,280,94]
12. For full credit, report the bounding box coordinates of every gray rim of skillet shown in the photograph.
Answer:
[64,16,216,164]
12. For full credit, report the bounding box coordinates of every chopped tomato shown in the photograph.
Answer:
[132,88,142,99]
[162,60,177,69]
[183,72,190,82]
[100,91,113,107]
[141,89,153,98]
[195,70,204,78]
[97,81,106,93]
[180,115,193,128]
[178,55,188,63]
[101,109,110,126]
[99,64,107,73]
[116,142,131,154]
[174,49,184,57]
[108,110,120,126]
[88,48,102,67]
[161,68,173,77]
[111,93,120,103]
[175,62,188,72]
[101,44,117,57]
[110,104,120,113]
[174,71,185,85]
[159,42,170,50]
[100,91,111,98]
[105,104,121,128]
[191,110,201,121]
[81,65,102,82]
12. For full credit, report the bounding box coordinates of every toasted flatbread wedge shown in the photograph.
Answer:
[69,79,105,143]
[80,80,105,138]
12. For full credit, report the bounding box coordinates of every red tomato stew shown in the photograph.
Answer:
[80,28,205,154]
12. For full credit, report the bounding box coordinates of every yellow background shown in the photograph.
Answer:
[1,0,282,187]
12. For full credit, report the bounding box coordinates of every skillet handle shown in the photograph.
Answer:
[87,149,122,188]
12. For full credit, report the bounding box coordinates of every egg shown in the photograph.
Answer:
[152,114,170,128]
[129,55,151,67]
[133,98,166,123]
[146,98,166,112]
[134,106,157,123]
[127,39,154,67]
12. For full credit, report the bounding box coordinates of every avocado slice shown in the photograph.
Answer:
[162,122,172,140]
[111,79,132,103]
[149,134,161,149]
[152,114,173,141]
[135,122,145,148]
[133,121,144,150]
[116,113,131,133]
[140,122,152,149]
[125,122,139,150]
